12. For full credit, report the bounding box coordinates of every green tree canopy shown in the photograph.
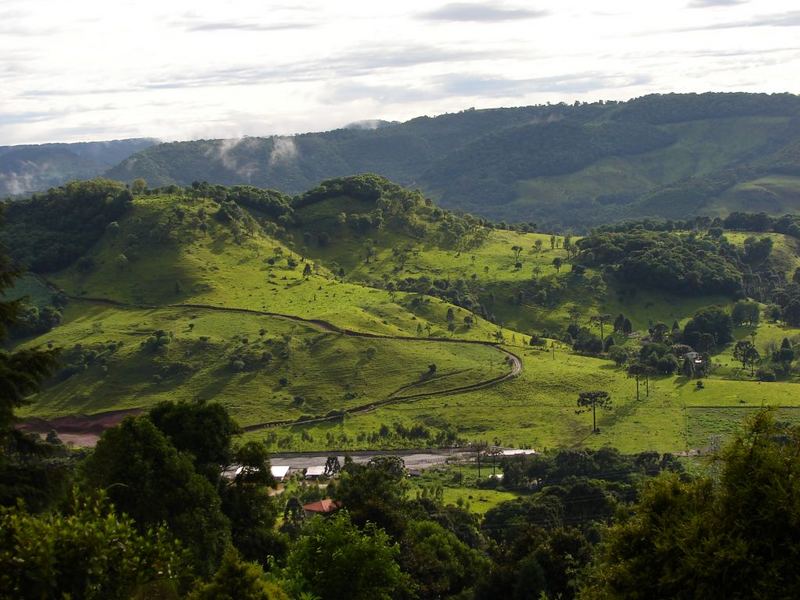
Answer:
[0,209,58,438]
[284,512,407,600]
[400,519,489,599]
[148,399,241,479]
[582,410,800,599]
[81,416,230,577]
[188,548,287,600]
[0,490,188,600]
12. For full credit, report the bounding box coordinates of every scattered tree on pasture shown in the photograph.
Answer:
[576,391,612,433]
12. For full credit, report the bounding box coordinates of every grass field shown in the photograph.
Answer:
[241,339,800,454]
[411,464,520,515]
[17,302,507,428]
[13,192,800,456]
[707,176,800,216]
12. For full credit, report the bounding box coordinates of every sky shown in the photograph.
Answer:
[1,0,799,145]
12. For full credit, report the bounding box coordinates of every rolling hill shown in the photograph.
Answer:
[5,176,800,454]
[105,93,800,229]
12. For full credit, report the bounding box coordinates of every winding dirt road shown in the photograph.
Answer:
[26,290,522,436]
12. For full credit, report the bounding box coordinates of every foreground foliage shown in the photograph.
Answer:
[0,492,187,600]
[582,410,800,599]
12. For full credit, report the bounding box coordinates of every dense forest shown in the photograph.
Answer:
[4,94,800,230]
[95,92,800,229]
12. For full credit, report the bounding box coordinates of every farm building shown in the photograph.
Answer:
[271,465,291,481]
[501,449,537,456]
[304,465,326,479]
[302,499,341,518]
[685,351,705,365]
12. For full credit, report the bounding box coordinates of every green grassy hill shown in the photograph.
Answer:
[6,177,800,453]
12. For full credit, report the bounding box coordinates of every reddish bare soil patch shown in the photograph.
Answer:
[18,408,143,447]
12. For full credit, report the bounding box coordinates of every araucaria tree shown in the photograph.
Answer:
[733,340,761,374]
[576,391,612,433]
[0,207,58,440]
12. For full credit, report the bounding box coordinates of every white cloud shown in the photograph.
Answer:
[1,0,799,144]
[269,137,299,167]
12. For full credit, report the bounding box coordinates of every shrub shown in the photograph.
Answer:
[756,367,776,382]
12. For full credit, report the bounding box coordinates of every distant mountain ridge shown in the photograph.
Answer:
[9,93,800,228]
[105,93,800,229]
[0,138,157,197]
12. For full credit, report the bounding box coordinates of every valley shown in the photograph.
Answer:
[5,175,800,456]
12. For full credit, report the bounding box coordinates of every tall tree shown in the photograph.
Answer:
[220,441,284,565]
[148,399,241,481]
[591,313,612,341]
[189,548,287,600]
[576,391,612,433]
[81,417,231,577]
[627,362,649,401]
[284,512,407,600]
[0,490,188,599]
[0,207,62,509]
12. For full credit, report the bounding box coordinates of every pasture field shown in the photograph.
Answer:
[244,340,800,455]
[17,302,508,428]
[12,191,800,456]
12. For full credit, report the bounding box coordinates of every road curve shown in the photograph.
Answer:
[53,293,523,431]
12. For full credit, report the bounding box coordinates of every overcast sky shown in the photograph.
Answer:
[1,0,799,145]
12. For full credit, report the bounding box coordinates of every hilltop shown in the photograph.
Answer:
[4,176,800,454]
[105,93,800,228]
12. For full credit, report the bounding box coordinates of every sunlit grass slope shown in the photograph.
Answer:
[49,195,512,341]
[18,302,505,426]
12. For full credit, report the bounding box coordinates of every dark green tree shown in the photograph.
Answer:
[81,417,231,577]
[284,512,407,600]
[582,410,800,599]
[683,306,733,349]
[148,400,241,480]
[188,548,287,600]
[0,208,62,509]
[221,442,284,565]
[324,455,341,477]
[734,340,761,374]
[0,489,188,600]
[400,519,489,599]
[332,456,409,536]
[0,216,58,439]
[622,318,633,335]
[731,300,760,326]
[627,362,649,401]
[590,313,612,341]
[775,338,795,372]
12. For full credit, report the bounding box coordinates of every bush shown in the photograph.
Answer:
[0,491,188,599]
[756,367,776,382]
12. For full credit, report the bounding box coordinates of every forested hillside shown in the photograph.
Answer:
[0,138,156,197]
[105,93,800,228]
